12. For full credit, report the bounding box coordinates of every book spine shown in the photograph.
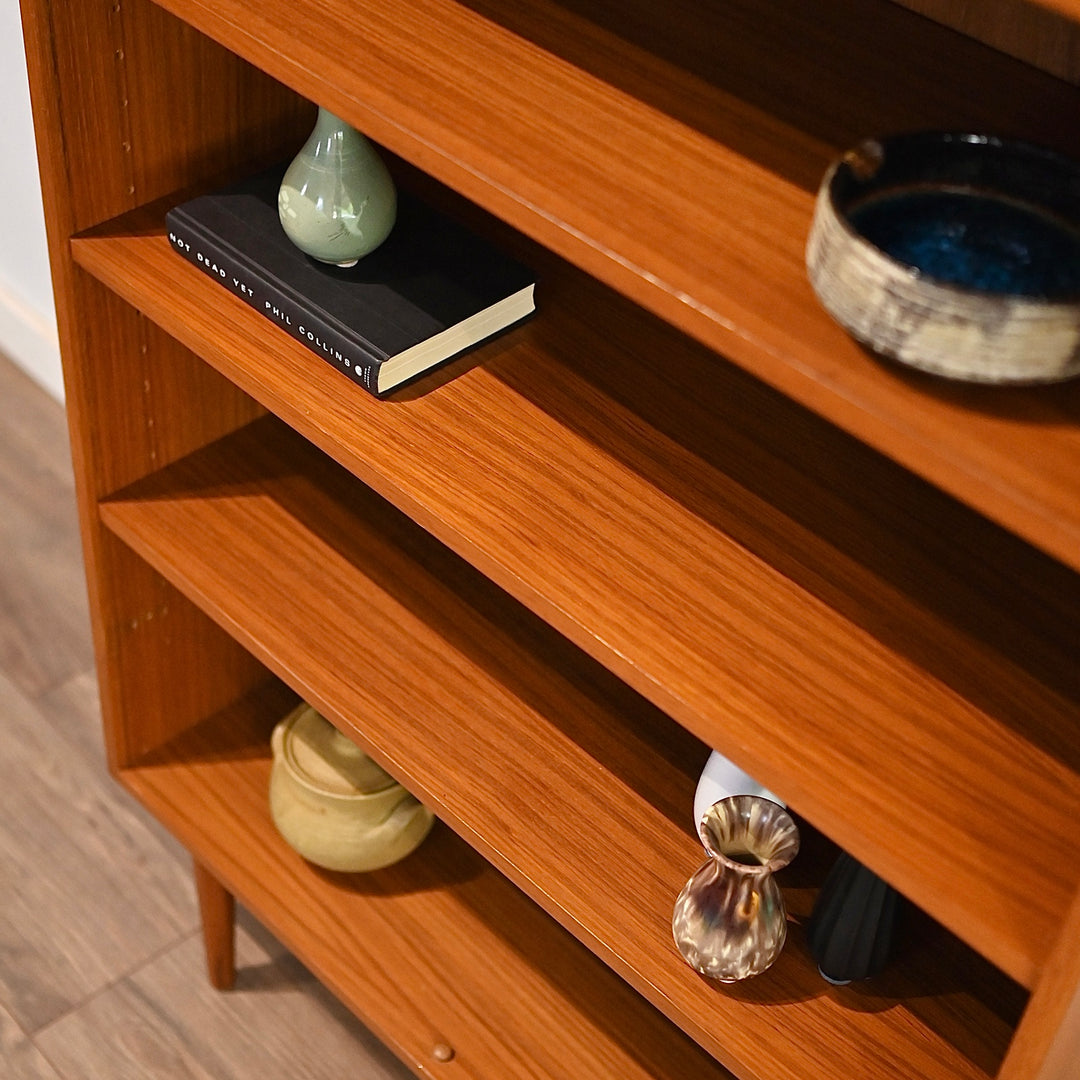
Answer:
[165,212,384,395]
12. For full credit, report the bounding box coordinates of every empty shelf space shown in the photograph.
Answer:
[140,0,1080,571]
[78,202,1080,988]
[120,682,730,1080]
[102,417,1024,1080]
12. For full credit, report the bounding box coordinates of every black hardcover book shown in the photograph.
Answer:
[165,167,536,396]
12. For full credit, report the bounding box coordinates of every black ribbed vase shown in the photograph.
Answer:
[806,852,902,984]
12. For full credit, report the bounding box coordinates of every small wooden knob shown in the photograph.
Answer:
[431,1043,455,1063]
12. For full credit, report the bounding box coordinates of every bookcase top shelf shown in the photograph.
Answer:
[151,0,1080,573]
[997,0,1080,19]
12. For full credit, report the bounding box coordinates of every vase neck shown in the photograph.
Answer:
[700,795,800,872]
[311,107,370,159]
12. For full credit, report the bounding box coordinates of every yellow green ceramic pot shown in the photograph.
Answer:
[269,703,433,872]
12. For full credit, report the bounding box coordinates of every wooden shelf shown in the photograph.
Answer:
[120,682,731,1080]
[103,419,1023,1080]
[25,0,1080,1076]
[80,203,1080,990]
[885,0,1080,84]
[141,0,1080,574]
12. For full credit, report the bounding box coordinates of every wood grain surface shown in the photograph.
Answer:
[889,0,1080,82]
[21,0,289,776]
[139,0,1080,571]
[82,215,1080,989]
[0,660,195,1034]
[0,354,415,1080]
[32,918,414,1080]
[0,358,92,698]
[124,698,735,1080]
[21,0,1080,1077]
[101,419,1025,1080]
[1000,885,1080,1079]
[194,861,237,990]
[0,358,197,1040]
[0,1001,61,1080]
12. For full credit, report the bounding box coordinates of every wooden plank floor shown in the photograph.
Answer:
[0,352,414,1079]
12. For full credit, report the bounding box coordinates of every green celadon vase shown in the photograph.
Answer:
[278,107,397,267]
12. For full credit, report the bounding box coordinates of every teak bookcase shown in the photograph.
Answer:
[20,1,1080,1078]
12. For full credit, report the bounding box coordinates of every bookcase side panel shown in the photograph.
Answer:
[22,0,312,497]
[96,533,272,766]
[20,0,307,765]
[41,271,272,766]
[25,0,312,236]
[1000,886,1080,1080]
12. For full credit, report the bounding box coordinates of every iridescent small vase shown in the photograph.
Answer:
[672,795,799,982]
[278,107,397,267]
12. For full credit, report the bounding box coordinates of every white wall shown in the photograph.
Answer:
[0,4,63,402]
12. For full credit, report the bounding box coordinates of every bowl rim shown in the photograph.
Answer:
[819,130,1080,306]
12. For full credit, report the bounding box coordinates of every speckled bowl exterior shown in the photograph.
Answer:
[806,133,1080,384]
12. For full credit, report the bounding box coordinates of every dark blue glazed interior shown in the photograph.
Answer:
[848,190,1080,298]
[833,134,1080,300]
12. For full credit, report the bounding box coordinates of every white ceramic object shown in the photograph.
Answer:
[269,703,434,872]
[693,750,784,841]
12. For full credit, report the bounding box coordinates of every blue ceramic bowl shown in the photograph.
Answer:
[807,132,1080,383]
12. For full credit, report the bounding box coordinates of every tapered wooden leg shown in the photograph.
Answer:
[193,859,236,990]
